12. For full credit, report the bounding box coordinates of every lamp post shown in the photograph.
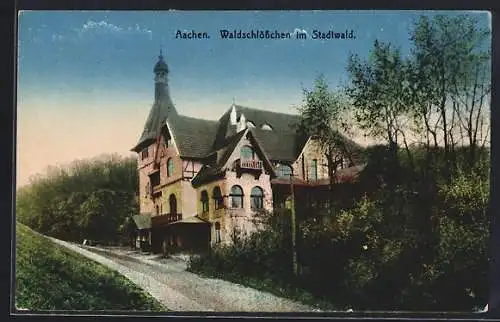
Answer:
[290,173,298,276]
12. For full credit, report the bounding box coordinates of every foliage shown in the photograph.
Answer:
[15,223,164,311]
[188,13,490,311]
[16,154,139,244]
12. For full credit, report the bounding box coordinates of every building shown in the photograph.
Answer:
[131,52,366,254]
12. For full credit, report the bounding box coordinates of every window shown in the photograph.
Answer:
[310,159,318,180]
[167,158,174,177]
[201,190,209,213]
[230,185,244,208]
[156,205,160,216]
[145,183,150,197]
[169,194,177,215]
[277,164,293,178]
[214,222,221,244]
[213,186,224,209]
[240,145,254,160]
[150,171,160,187]
[250,186,264,210]
[141,148,149,160]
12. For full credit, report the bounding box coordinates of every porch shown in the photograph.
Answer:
[150,214,211,255]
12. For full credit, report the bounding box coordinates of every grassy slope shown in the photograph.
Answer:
[15,223,165,311]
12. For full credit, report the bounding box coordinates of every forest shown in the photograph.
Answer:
[16,154,138,245]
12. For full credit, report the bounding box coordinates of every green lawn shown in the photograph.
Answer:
[15,223,166,311]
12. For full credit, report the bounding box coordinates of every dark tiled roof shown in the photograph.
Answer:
[214,105,309,162]
[132,94,178,152]
[169,115,219,158]
[191,131,246,187]
[135,93,364,173]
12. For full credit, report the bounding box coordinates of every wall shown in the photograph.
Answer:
[194,179,227,245]
[292,138,330,181]
[181,180,198,217]
[138,143,156,214]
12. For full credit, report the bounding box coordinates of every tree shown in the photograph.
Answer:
[409,14,491,174]
[297,75,356,215]
[346,40,415,176]
[16,154,139,243]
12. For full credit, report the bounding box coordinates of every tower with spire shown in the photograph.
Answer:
[132,50,177,153]
[154,49,169,103]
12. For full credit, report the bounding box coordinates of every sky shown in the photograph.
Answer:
[16,10,491,186]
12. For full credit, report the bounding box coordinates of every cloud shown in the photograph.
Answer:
[76,20,153,39]
[79,20,123,34]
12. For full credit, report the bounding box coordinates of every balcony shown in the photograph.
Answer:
[239,158,263,170]
[151,213,183,227]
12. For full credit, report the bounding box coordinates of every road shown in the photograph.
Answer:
[49,238,318,312]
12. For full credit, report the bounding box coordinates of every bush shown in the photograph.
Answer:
[189,146,490,311]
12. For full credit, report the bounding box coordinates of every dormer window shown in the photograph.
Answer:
[261,123,273,131]
[246,121,256,128]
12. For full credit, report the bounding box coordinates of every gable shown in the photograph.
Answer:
[221,129,276,176]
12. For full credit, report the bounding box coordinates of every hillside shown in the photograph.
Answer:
[15,223,165,311]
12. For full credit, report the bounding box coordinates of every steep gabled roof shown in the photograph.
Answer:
[191,130,246,187]
[191,129,276,187]
[132,95,178,152]
[168,115,219,158]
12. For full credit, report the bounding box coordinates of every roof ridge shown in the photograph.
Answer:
[235,105,300,117]
[176,114,219,124]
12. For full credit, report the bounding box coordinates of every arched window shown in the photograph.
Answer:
[169,194,177,215]
[250,186,264,210]
[213,186,224,209]
[310,159,318,180]
[240,145,254,160]
[277,164,293,178]
[167,158,174,177]
[201,190,209,213]
[214,222,221,244]
[230,185,244,208]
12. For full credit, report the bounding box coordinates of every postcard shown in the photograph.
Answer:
[14,10,492,315]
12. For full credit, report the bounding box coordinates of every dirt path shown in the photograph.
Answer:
[50,238,318,312]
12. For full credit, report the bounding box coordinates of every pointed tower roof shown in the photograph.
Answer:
[131,52,177,152]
